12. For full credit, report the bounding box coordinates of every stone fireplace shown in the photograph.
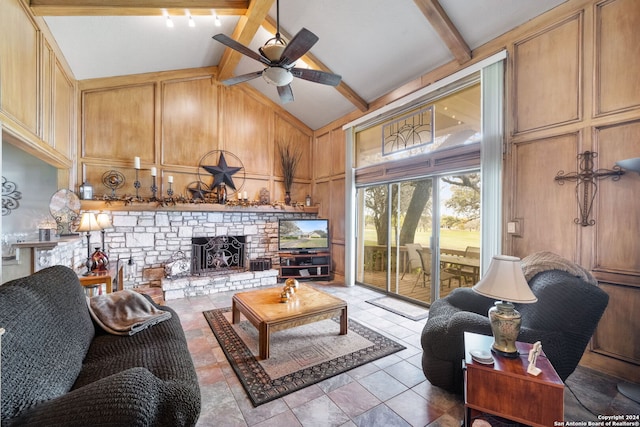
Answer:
[102,208,317,299]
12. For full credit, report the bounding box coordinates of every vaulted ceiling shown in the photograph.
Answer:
[34,0,566,130]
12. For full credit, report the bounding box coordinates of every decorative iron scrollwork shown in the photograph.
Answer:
[555,151,625,226]
[382,106,434,156]
[2,177,22,216]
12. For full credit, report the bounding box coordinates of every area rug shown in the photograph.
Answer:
[203,307,405,406]
[366,296,429,321]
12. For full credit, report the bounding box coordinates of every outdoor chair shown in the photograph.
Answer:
[403,243,429,289]
[459,246,480,285]
[403,244,458,292]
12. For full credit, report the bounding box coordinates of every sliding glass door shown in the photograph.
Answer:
[357,178,435,304]
[438,172,481,298]
[356,172,480,305]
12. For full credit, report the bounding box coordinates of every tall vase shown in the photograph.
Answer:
[284,191,291,206]
[90,247,109,271]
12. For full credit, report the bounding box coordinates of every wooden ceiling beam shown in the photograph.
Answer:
[216,0,274,81]
[263,16,368,112]
[413,0,471,64]
[29,0,249,16]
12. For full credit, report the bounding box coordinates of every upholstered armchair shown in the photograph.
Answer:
[421,267,609,394]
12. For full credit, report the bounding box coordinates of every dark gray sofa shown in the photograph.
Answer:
[421,268,609,394]
[0,265,201,426]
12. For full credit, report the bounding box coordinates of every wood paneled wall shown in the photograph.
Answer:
[313,128,347,280]
[314,0,640,381]
[78,70,313,204]
[506,0,640,381]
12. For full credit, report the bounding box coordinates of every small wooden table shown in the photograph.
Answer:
[232,284,348,359]
[464,332,564,427]
[78,262,123,294]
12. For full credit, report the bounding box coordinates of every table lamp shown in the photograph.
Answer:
[76,212,102,276]
[96,212,112,253]
[472,255,538,358]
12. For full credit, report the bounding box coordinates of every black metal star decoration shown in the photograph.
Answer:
[202,152,243,190]
[187,181,212,200]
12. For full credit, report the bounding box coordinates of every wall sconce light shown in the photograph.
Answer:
[555,151,625,226]
[616,157,640,175]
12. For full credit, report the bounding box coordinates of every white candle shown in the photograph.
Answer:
[150,167,157,176]
[168,175,174,183]
[134,156,140,169]
[243,191,248,200]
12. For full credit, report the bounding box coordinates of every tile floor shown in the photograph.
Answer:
[166,281,640,427]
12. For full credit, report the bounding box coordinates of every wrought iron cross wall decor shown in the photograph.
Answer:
[555,151,625,226]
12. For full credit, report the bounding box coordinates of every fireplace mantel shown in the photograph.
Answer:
[80,200,319,214]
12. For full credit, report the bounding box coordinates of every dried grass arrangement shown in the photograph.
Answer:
[278,141,302,194]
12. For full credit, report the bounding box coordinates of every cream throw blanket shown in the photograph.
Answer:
[87,289,171,336]
[520,251,598,285]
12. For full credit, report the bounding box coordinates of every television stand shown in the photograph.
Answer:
[278,251,331,281]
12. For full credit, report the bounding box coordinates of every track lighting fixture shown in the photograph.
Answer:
[186,9,195,27]
[162,9,174,28]
[212,9,221,27]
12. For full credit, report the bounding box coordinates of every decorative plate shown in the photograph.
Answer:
[49,189,81,235]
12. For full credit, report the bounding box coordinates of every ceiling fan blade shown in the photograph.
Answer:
[221,71,264,86]
[291,68,342,86]
[212,34,270,65]
[277,84,294,104]
[278,28,318,67]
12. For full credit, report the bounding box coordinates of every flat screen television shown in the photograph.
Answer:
[278,218,330,253]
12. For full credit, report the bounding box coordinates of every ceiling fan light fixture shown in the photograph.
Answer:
[263,67,293,86]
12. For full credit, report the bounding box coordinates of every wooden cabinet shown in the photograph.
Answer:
[0,0,40,134]
[464,332,564,427]
[278,252,331,281]
[0,0,75,168]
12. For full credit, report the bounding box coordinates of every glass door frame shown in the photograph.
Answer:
[355,169,479,305]
[345,53,505,289]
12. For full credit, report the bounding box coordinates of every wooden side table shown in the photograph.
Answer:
[463,332,564,427]
[79,263,123,294]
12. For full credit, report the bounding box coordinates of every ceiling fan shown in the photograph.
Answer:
[212,0,341,104]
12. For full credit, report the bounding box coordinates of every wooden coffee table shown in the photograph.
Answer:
[232,284,348,359]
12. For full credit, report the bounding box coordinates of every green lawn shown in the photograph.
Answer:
[363,228,479,251]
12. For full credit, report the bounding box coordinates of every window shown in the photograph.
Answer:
[344,52,506,305]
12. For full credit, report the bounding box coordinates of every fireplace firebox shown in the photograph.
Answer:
[191,236,246,275]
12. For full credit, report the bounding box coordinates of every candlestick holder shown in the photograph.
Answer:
[150,176,158,200]
[134,169,141,200]
[167,182,174,197]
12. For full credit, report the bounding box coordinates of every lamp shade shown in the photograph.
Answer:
[76,212,101,232]
[472,255,537,303]
[96,212,112,230]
